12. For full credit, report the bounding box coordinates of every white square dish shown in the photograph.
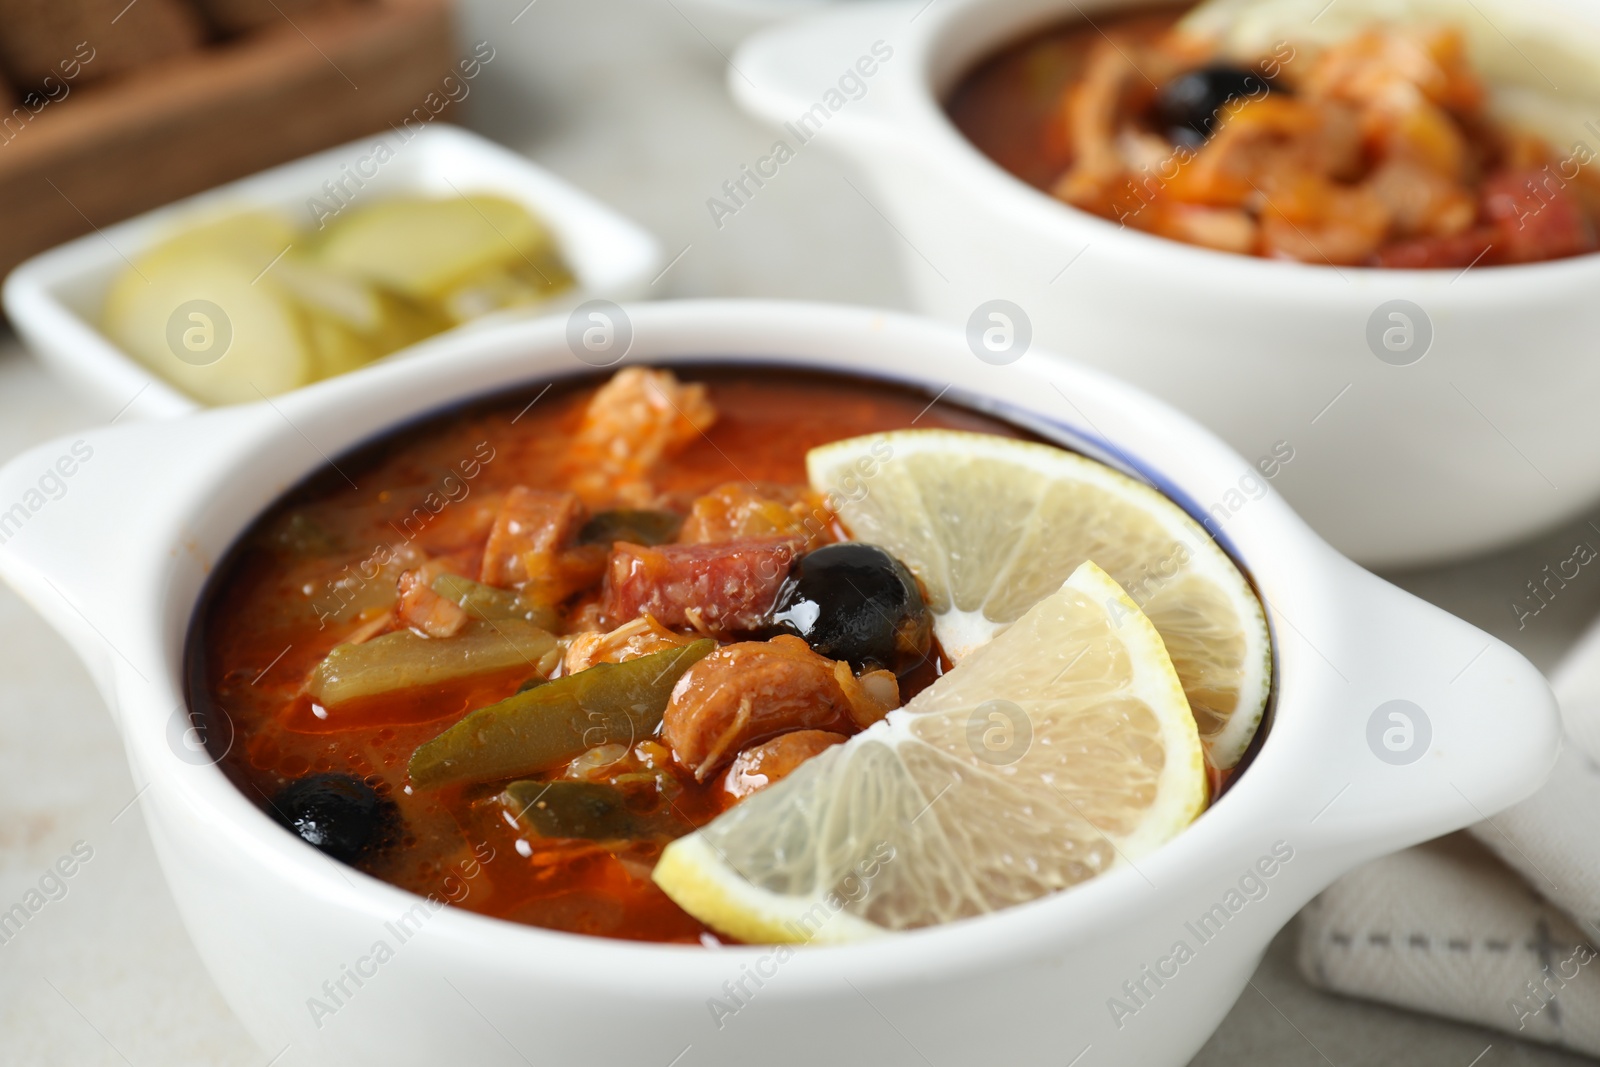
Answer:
[2,123,662,420]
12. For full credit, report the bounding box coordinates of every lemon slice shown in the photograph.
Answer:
[807,430,1270,770]
[652,562,1205,943]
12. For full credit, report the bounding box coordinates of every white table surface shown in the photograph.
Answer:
[3,0,1599,1063]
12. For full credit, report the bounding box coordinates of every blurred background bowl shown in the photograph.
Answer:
[733,0,1600,569]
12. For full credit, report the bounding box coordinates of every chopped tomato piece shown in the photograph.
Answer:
[600,536,802,635]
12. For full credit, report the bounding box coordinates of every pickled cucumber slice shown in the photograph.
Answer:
[409,640,714,790]
[316,194,569,301]
[102,250,313,405]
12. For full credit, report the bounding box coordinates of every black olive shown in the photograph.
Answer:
[1154,64,1274,147]
[771,543,931,673]
[269,773,400,865]
[578,509,683,547]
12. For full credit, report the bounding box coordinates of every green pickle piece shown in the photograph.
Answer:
[432,573,559,630]
[499,779,684,841]
[409,639,715,789]
[577,509,684,547]
[307,619,556,709]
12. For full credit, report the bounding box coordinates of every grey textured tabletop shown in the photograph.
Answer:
[2,0,1597,1063]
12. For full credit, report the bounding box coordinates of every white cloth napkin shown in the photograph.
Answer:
[1297,621,1600,1056]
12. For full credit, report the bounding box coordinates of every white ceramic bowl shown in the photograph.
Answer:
[732,0,1600,568]
[0,301,1558,1067]
[2,123,661,421]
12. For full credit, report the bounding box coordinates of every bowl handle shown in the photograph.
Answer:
[1290,559,1561,861]
[0,414,264,706]
[731,3,921,148]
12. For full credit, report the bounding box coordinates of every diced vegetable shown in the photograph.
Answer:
[499,779,683,841]
[408,639,714,789]
[306,619,556,709]
[432,573,559,630]
[577,509,684,547]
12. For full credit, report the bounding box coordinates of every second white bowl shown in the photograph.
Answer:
[733,0,1600,567]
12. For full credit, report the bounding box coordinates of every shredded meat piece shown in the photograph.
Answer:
[677,482,834,548]
[721,730,849,802]
[567,368,717,507]
[562,614,699,675]
[664,635,877,781]
[396,563,468,638]
[1043,20,1600,265]
[480,487,603,602]
[1053,39,1143,209]
[600,536,802,635]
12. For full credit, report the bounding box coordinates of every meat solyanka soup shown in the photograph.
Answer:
[186,366,1270,944]
[948,3,1600,266]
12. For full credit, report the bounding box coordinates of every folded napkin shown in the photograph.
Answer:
[1297,622,1600,1056]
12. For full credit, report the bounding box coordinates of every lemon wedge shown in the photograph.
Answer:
[652,561,1206,943]
[807,430,1270,770]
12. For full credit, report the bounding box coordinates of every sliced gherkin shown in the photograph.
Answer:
[408,639,714,789]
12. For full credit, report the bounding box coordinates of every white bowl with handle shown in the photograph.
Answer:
[731,0,1600,568]
[0,300,1559,1067]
